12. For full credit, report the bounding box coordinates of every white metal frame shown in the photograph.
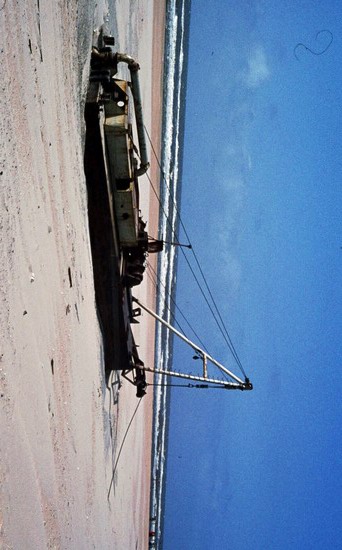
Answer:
[133,297,253,391]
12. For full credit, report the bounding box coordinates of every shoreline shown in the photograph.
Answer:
[137,0,167,539]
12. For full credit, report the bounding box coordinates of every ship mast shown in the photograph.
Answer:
[132,297,253,391]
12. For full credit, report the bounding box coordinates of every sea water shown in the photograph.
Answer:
[149,1,191,547]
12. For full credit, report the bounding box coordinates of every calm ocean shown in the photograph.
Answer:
[149,1,191,548]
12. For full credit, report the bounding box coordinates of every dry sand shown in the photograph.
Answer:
[0,1,165,548]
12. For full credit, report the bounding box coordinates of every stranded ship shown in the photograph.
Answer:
[84,35,252,397]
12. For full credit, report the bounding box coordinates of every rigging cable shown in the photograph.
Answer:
[107,397,143,501]
[144,168,243,375]
[143,125,247,378]
[146,263,234,384]
[146,260,210,354]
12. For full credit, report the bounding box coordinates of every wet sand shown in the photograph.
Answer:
[0,1,165,548]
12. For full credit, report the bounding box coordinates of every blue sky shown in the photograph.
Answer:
[163,2,342,549]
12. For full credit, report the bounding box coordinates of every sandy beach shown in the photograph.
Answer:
[0,1,165,548]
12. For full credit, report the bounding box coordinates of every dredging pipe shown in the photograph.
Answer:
[116,53,150,176]
[91,48,150,176]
